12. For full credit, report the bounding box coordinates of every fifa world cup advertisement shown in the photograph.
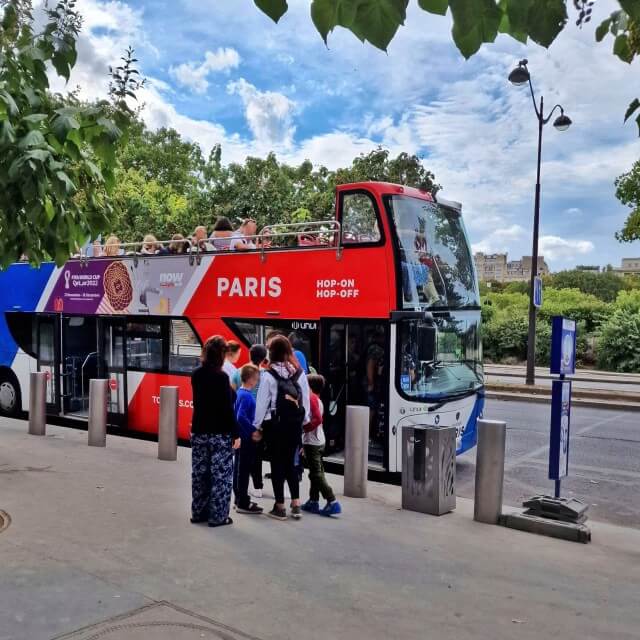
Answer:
[45,257,197,315]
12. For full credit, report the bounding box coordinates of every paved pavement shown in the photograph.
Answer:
[2,416,640,640]
[458,399,640,529]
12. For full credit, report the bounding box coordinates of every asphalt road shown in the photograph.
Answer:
[456,398,640,529]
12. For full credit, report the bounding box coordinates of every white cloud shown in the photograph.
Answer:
[539,235,594,260]
[169,48,240,94]
[472,225,528,254]
[227,78,296,148]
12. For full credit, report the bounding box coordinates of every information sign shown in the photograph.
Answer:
[533,276,543,308]
[550,316,576,376]
[549,380,572,480]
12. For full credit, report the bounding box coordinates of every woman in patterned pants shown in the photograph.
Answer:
[190,336,240,527]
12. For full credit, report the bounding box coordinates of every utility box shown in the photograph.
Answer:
[402,425,456,516]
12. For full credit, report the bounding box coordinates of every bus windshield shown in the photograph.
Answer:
[386,195,478,309]
[398,313,483,400]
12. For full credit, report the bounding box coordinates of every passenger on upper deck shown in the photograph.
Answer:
[233,218,257,251]
[210,217,235,250]
[169,234,189,255]
[192,226,214,253]
[210,216,257,251]
[141,234,168,255]
[103,235,122,257]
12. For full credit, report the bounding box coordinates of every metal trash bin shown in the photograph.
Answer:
[402,425,456,515]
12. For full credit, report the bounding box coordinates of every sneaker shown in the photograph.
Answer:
[249,488,263,499]
[290,504,302,520]
[301,500,320,514]
[320,501,342,517]
[236,502,263,515]
[267,506,288,521]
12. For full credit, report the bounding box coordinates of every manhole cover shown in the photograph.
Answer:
[54,602,261,640]
[81,622,233,639]
[0,510,10,533]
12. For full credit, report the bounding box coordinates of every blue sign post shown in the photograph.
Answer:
[549,316,577,498]
[533,276,543,308]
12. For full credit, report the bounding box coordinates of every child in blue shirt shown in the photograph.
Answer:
[233,363,263,514]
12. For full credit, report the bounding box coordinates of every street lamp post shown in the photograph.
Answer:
[508,59,572,386]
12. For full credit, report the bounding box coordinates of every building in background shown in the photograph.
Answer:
[613,258,640,277]
[474,252,550,283]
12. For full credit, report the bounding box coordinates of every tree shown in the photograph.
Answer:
[0,1,139,266]
[547,269,627,303]
[615,158,640,242]
[253,0,640,134]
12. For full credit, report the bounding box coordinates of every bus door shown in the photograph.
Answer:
[320,320,389,469]
[60,315,99,417]
[98,318,127,427]
[35,314,60,413]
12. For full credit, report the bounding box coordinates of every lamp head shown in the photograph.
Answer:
[508,59,530,86]
[553,113,572,131]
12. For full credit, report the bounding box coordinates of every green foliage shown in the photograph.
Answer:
[545,269,628,303]
[536,287,608,332]
[481,287,610,367]
[0,1,138,266]
[614,288,640,313]
[502,280,529,294]
[254,0,639,135]
[615,158,640,242]
[107,130,439,242]
[596,308,640,372]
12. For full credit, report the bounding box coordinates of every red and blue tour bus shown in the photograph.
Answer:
[0,181,484,474]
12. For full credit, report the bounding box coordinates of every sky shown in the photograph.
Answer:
[44,0,640,271]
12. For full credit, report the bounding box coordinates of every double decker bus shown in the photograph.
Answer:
[0,181,483,474]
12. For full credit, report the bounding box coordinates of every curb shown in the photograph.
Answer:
[486,390,640,411]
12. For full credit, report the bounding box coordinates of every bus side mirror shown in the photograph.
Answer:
[417,325,437,362]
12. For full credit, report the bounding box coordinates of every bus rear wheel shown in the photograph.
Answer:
[0,370,21,417]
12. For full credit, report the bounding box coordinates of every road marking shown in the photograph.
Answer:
[504,412,624,471]
[522,458,640,482]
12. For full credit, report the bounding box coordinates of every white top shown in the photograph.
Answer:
[210,232,255,251]
[222,360,238,383]
[303,397,325,446]
[253,362,311,428]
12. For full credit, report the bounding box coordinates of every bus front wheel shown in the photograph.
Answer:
[0,369,21,417]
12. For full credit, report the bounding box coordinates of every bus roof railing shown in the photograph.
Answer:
[77,219,342,266]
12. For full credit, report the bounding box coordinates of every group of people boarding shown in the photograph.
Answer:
[190,331,341,527]
[83,216,263,258]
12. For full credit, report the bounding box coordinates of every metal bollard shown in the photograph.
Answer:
[88,379,108,447]
[158,386,179,461]
[343,405,369,498]
[28,372,47,436]
[474,419,506,524]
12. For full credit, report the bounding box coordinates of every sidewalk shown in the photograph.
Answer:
[1,418,639,640]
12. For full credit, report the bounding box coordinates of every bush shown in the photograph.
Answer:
[482,313,528,362]
[615,289,640,313]
[596,309,640,372]
[537,288,609,332]
[547,270,626,303]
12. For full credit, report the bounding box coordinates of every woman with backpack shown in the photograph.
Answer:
[253,335,310,521]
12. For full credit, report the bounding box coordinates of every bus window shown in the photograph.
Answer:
[386,196,478,309]
[126,321,163,371]
[341,193,381,244]
[169,319,200,373]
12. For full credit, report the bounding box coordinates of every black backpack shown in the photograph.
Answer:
[266,367,305,430]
